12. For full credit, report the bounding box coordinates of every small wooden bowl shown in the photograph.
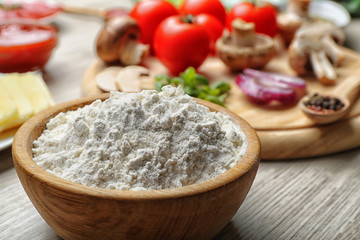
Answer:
[12,94,261,240]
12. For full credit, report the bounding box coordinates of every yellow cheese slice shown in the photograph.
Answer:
[0,74,33,131]
[0,72,54,133]
[0,81,17,127]
[20,72,53,114]
[33,73,55,107]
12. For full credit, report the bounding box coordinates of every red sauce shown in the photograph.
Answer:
[0,23,57,73]
[0,1,61,20]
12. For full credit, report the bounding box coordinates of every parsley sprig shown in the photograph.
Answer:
[155,67,231,107]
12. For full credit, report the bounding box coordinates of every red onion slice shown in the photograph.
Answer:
[243,68,307,98]
[236,74,297,104]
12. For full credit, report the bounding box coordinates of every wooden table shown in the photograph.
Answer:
[1,1,359,239]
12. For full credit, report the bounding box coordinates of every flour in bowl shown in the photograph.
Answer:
[32,86,247,190]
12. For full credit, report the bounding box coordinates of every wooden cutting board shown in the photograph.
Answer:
[81,47,360,160]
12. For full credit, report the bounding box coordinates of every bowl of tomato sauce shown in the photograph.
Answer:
[0,23,58,73]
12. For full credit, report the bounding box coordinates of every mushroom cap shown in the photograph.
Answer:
[295,20,345,45]
[216,32,275,71]
[277,12,303,44]
[276,0,312,44]
[96,16,141,64]
[277,13,303,31]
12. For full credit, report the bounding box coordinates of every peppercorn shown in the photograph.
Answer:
[303,93,345,113]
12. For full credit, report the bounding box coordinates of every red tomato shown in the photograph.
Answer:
[227,2,278,37]
[130,0,178,51]
[195,14,224,54]
[153,15,210,74]
[179,0,226,26]
[0,1,61,21]
[0,23,57,73]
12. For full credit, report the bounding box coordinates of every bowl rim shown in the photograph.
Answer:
[12,93,261,200]
[0,22,58,49]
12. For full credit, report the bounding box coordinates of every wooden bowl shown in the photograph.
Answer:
[12,94,261,240]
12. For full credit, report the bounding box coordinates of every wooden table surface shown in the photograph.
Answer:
[1,1,359,239]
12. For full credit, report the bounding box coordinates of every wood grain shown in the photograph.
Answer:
[81,48,360,160]
[2,149,360,240]
[12,95,260,240]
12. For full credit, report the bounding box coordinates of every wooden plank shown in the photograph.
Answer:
[2,149,359,240]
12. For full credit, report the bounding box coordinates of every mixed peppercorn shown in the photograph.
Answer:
[303,93,345,113]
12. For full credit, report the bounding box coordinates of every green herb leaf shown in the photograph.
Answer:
[171,77,185,86]
[219,93,228,102]
[183,67,196,86]
[154,67,231,107]
[155,75,171,84]
[183,86,199,96]
[195,74,209,85]
[208,88,221,96]
[155,81,166,92]
[212,81,231,94]
[204,95,225,106]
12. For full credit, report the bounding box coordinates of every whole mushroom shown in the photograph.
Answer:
[288,21,346,85]
[277,0,311,45]
[96,16,149,66]
[216,19,275,71]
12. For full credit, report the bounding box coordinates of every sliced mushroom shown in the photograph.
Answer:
[95,66,123,92]
[96,16,149,66]
[288,21,346,85]
[277,0,311,45]
[116,66,150,92]
[216,19,275,71]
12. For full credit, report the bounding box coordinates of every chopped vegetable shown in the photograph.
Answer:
[236,73,297,104]
[243,68,307,97]
[236,69,307,104]
[155,67,230,106]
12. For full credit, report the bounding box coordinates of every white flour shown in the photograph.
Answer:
[32,86,247,190]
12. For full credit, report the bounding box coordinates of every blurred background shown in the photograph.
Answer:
[163,0,360,17]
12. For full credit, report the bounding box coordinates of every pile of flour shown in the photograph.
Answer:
[32,86,247,191]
